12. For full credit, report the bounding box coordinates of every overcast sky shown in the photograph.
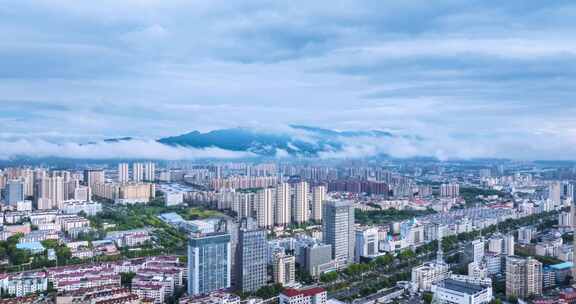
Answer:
[1,1,576,160]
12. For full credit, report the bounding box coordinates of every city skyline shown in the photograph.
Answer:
[2,1,576,160]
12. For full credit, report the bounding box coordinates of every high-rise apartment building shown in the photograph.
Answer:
[83,169,104,189]
[255,188,274,229]
[36,176,65,209]
[290,180,309,224]
[323,200,355,267]
[275,183,291,226]
[118,163,129,183]
[505,256,542,299]
[505,234,515,256]
[132,163,144,182]
[440,183,460,198]
[144,162,155,182]
[310,185,326,222]
[236,219,267,293]
[188,232,232,296]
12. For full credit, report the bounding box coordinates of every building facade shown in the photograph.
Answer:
[188,233,232,296]
[323,201,355,267]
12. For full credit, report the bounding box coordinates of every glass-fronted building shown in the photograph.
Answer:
[188,232,231,295]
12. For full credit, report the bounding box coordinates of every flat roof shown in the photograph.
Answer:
[439,279,486,295]
[551,262,573,270]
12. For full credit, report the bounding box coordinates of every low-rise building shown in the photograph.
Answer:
[0,272,48,297]
[62,200,103,216]
[431,278,493,304]
[279,287,327,304]
[179,291,241,304]
[411,262,450,292]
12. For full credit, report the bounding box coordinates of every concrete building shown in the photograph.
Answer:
[118,163,129,183]
[255,188,274,229]
[236,220,267,293]
[505,256,542,299]
[431,278,493,304]
[133,163,144,182]
[463,239,485,264]
[310,185,326,222]
[440,183,460,198]
[181,292,241,304]
[505,234,515,256]
[412,262,450,292]
[549,182,562,204]
[290,180,309,224]
[355,227,379,262]
[62,200,102,216]
[323,201,355,267]
[4,179,24,205]
[144,162,156,182]
[518,227,536,245]
[488,234,514,256]
[279,287,327,304]
[188,232,232,296]
[559,211,572,228]
[36,176,65,209]
[83,169,104,191]
[275,183,291,226]
[303,244,336,277]
[273,252,296,286]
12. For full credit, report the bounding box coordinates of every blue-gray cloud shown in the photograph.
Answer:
[1,0,576,159]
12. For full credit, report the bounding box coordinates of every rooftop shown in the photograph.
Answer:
[438,279,486,295]
[282,287,325,298]
[550,262,573,270]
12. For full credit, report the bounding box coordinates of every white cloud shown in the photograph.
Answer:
[0,139,254,160]
[1,1,576,160]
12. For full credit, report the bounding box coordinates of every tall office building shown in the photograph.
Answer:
[236,219,267,293]
[506,256,542,299]
[5,179,24,205]
[323,201,355,267]
[290,180,309,224]
[144,162,155,182]
[132,163,144,182]
[275,183,291,226]
[310,185,326,222]
[188,232,232,296]
[255,188,274,229]
[118,163,129,183]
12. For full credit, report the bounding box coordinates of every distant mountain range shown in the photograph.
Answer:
[154,125,395,157]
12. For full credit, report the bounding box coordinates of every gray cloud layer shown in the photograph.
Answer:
[1,1,576,160]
